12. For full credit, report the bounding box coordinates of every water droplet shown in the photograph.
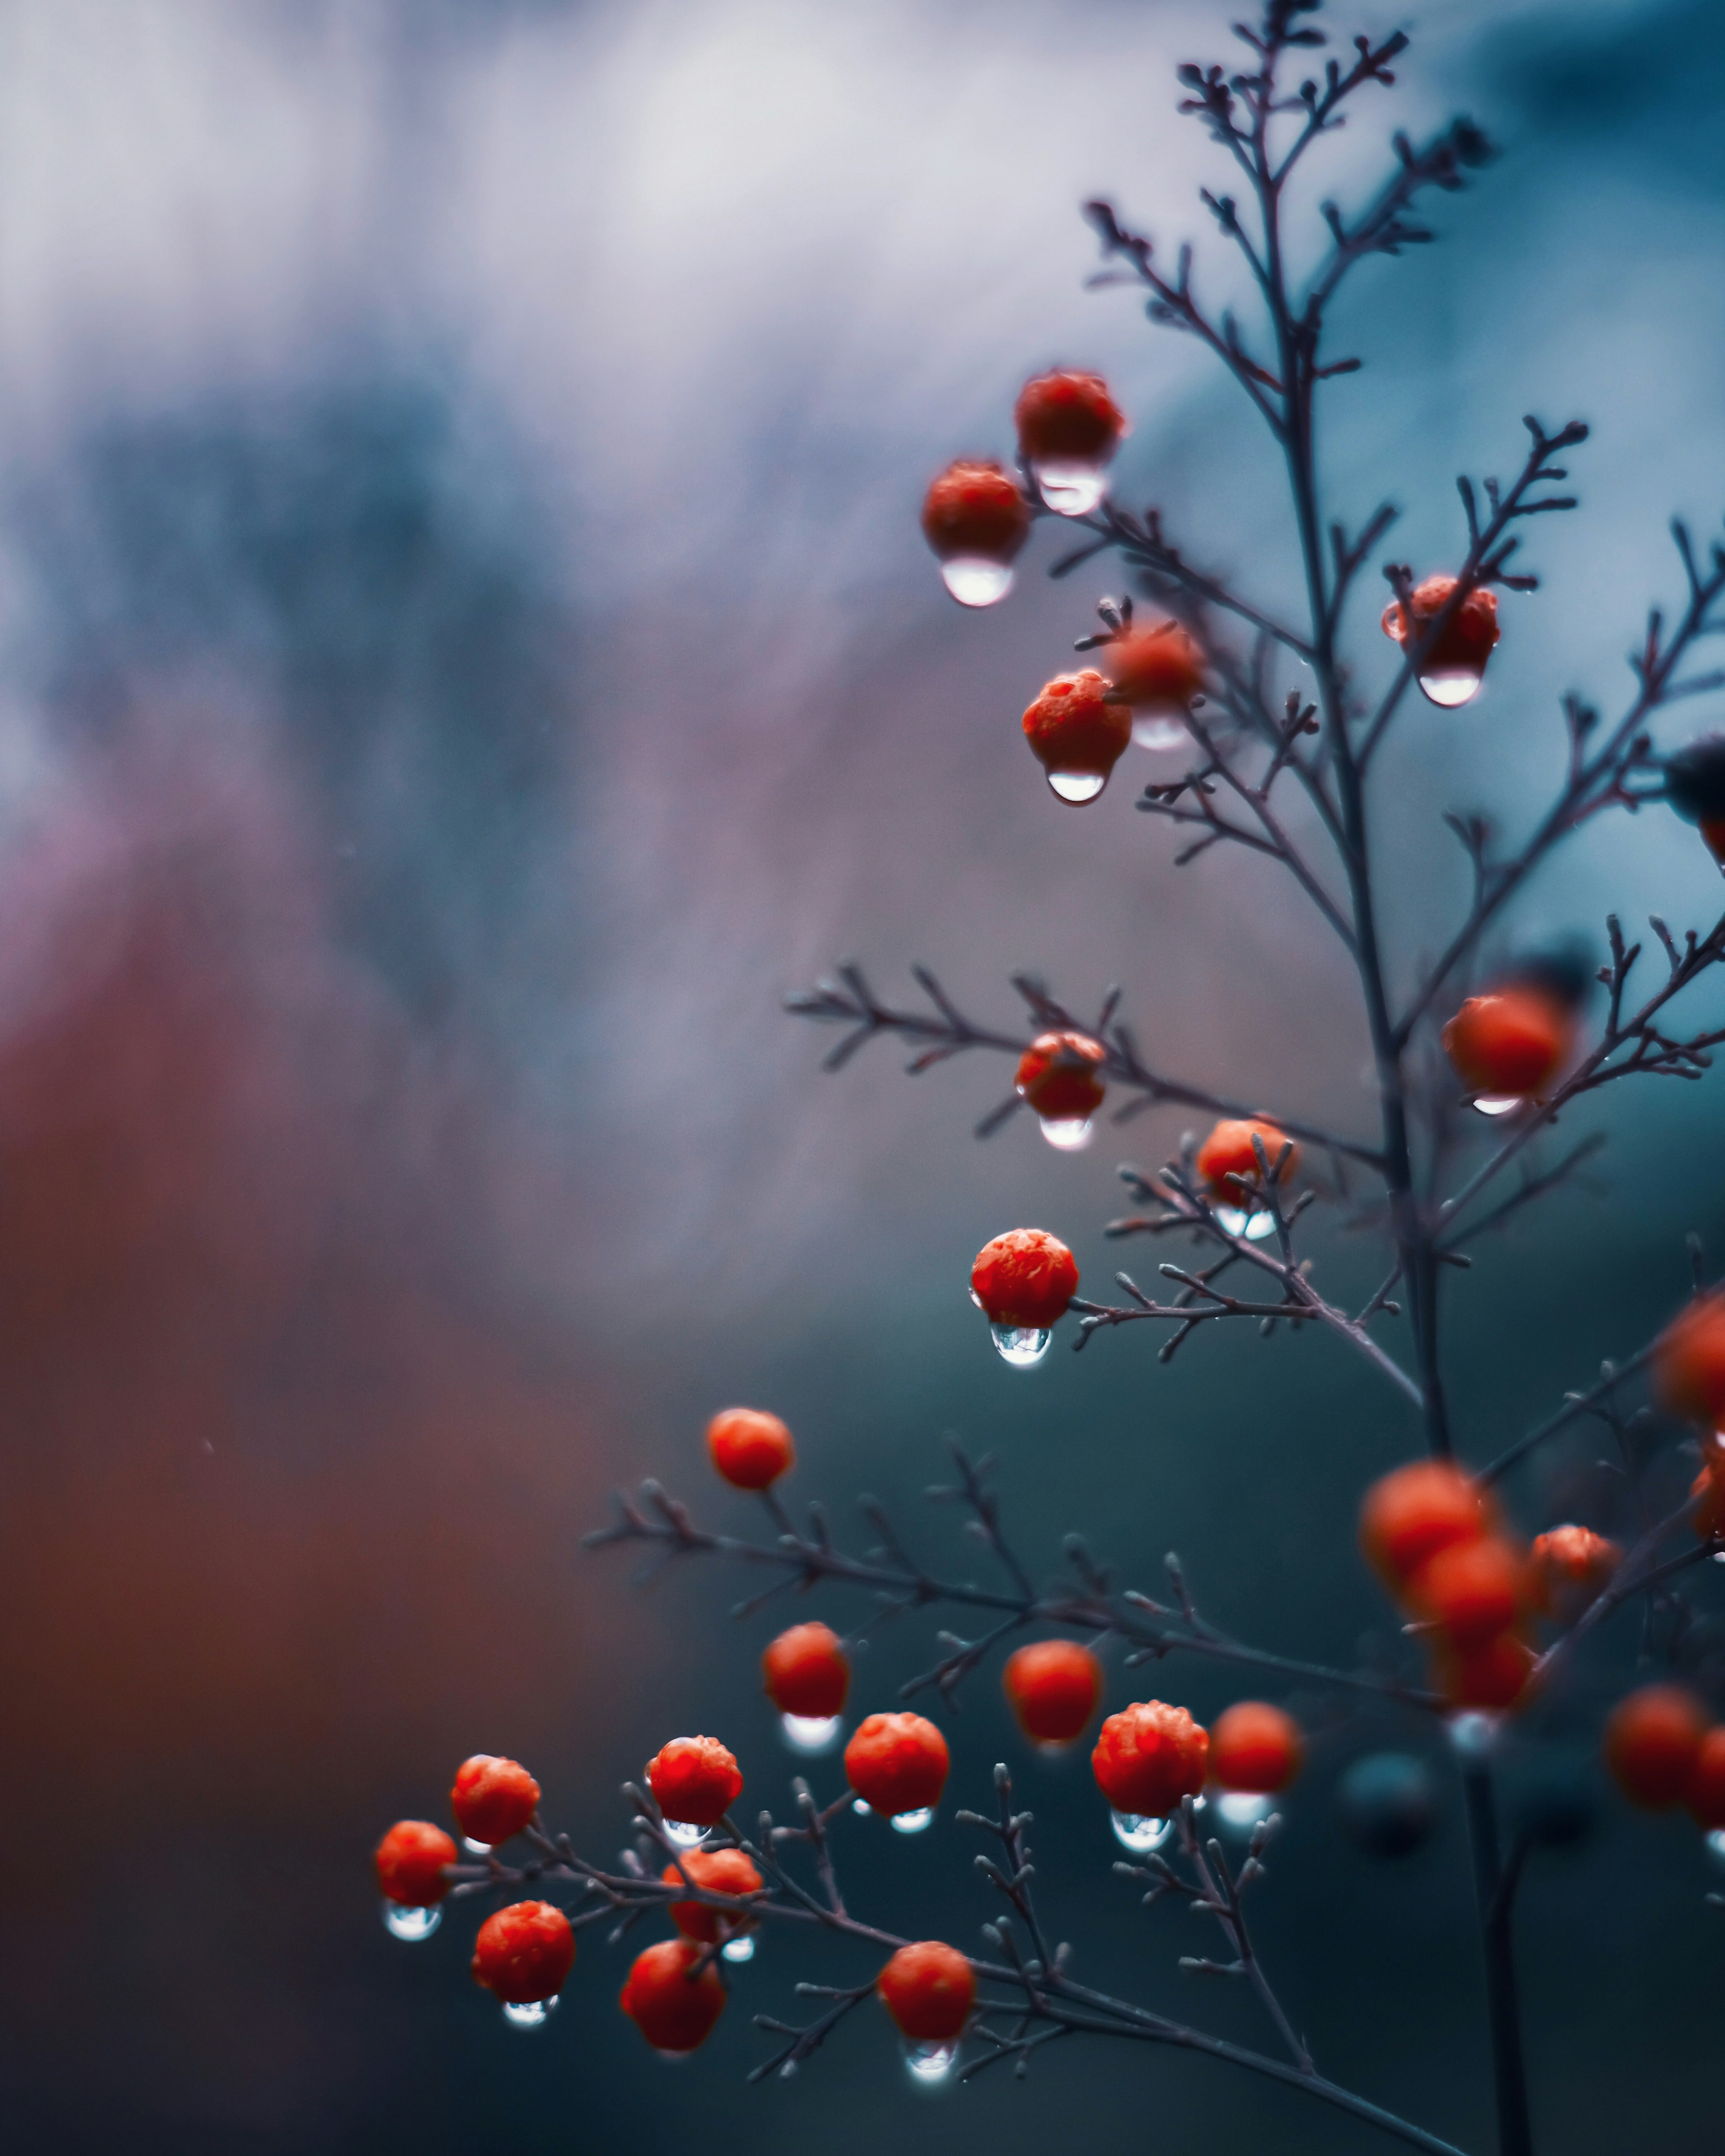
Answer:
[1110,1810,1172,1853]
[781,1712,844,1756]
[1471,1094,1523,1118]
[990,1324,1052,1369]
[1039,1116,1094,1152]
[663,1819,711,1849]
[721,1933,756,1963]
[1031,458,1108,517]
[1446,1710,1501,1760]
[1213,1791,1275,1834]
[890,1807,935,1835]
[853,1798,873,1816]
[382,1900,442,1942]
[1418,666,1483,708]
[1046,769,1108,805]
[1213,1206,1277,1241]
[1132,714,1189,753]
[904,2038,959,2087]
[1708,1827,1725,1868]
[462,1837,492,1856]
[503,1997,558,2029]
[940,557,1015,608]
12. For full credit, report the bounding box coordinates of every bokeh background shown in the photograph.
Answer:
[2,0,1723,2149]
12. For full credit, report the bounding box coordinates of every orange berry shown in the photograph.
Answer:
[1003,1639,1103,1747]
[1686,1726,1725,1829]
[762,1621,850,1719]
[1692,1455,1725,1541]
[1359,1459,1490,1594]
[1091,1700,1209,1817]
[1441,990,1571,1099]
[471,1900,575,2005]
[1209,1701,1304,1794]
[1014,370,1126,466]
[619,1938,727,2053]
[1101,621,1204,713]
[920,459,1031,565]
[970,1228,1079,1330]
[1381,574,1501,675]
[647,1736,743,1827]
[1195,1118,1298,1206]
[877,1941,976,2042]
[1022,670,1132,795]
[1527,1525,1620,1615]
[1407,1536,1526,1651]
[1433,1630,1535,1712]
[661,1846,764,1944]
[706,1407,795,1490]
[1604,1683,1707,1808]
[1014,1031,1107,1124]
[374,1819,458,1907]
[450,1755,540,1847]
[1655,1294,1725,1426]
[844,1711,949,1818]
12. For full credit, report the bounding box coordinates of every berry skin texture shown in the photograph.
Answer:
[706,1406,795,1490]
[1092,1700,1209,1817]
[620,1938,727,2053]
[375,1820,458,1907]
[1014,369,1126,465]
[920,459,1031,566]
[1196,1118,1299,1205]
[1527,1525,1620,1614]
[1433,1630,1535,1713]
[1441,990,1572,1099]
[1209,1702,1304,1794]
[1407,1536,1526,1651]
[648,1736,744,1827]
[1022,670,1132,786]
[1003,1639,1103,1747]
[877,1941,977,2042]
[661,1846,764,1944]
[762,1621,850,1719]
[1654,1294,1725,1425]
[1381,574,1501,673]
[1604,1684,1707,1808]
[844,1712,950,1817]
[450,1755,540,1847]
[1015,1031,1106,1124]
[1685,1726,1725,1829]
[471,1900,575,2005]
[970,1228,1079,1330]
[1101,621,1204,712]
[1359,1459,1490,1594]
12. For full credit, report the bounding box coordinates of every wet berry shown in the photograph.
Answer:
[375,1820,458,1907]
[1527,1525,1619,1615]
[1195,1118,1298,1207]
[920,459,1031,565]
[1359,1459,1490,1594]
[1015,1031,1107,1124]
[662,1846,763,1944]
[471,1900,575,2005]
[877,1940,976,2041]
[1003,1639,1103,1747]
[1604,1683,1707,1808]
[762,1621,850,1719]
[620,1938,727,2053]
[1022,670,1131,799]
[1101,620,1203,713]
[1442,990,1571,1099]
[970,1229,1079,1330]
[1092,1700,1208,1817]
[648,1736,744,1827]
[1655,1294,1725,1425]
[1014,370,1126,466]
[706,1407,795,1490]
[844,1711,949,1817]
[1382,574,1500,683]
[1209,1701,1304,1794]
[451,1755,540,1846]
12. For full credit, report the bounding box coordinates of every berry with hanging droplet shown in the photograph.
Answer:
[1382,575,1500,706]
[1442,989,1572,1100]
[844,1712,950,1818]
[877,1941,976,2041]
[375,1820,459,1907]
[451,1755,540,1847]
[662,1846,763,1944]
[1022,670,1132,803]
[647,1736,744,1827]
[970,1228,1079,1330]
[1091,1700,1209,1817]
[920,459,1032,607]
[471,1900,575,2006]
[620,1938,727,2052]
[1015,1032,1106,1125]
[1209,1701,1304,1794]
[1195,1118,1298,1209]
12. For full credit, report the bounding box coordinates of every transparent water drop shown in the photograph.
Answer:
[853,1798,873,1817]
[1708,1827,1725,1868]
[1418,666,1484,709]
[1110,1810,1173,1853]
[503,1997,557,2029]
[1132,714,1189,753]
[382,1900,442,1942]
[721,1934,756,1963]
[663,1819,711,1849]
[1714,1550,1725,1566]
[1213,1790,1275,1834]
[1031,459,1108,517]
[1446,1710,1502,1760]
[780,1712,844,1756]
[1471,1094,1523,1118]
[1046,769,1108,805]
[462,1837,492,1856]
[1213,1205,1277,1241]
[990,1324,1052,1369]
[890,1807,935,1835]
[1039,1116,1094,1153]
[940,557,1015,608]
[904,2038,959,2087]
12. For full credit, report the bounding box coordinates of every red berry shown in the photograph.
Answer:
[1693,1455,1725,1542]
[1381,574,1501,680]
[762,1621,850,1719]
[1003,1639,1103,1746]
[1686,1726,1725,1829]
[1022,670,1132,798]
[1656,1294,1725,1426]
[970,1228,1079,1330]
[648,1736,744,1827]
[471,1900,575,2005]
[1101,621,1204,712]
[1209,1702,1304,1794]
[1195,1118,1299,1206]
[1359,1460,1489,1595]
[619,1937,727,2053]
[1014,1031,1106,1125]
[1527,1525,1619,1615]
[1441,990,1571,1099]
[1604,1683,1707,1808]
[1433,1630,1535,1713]
[661,1846,764,1944]
[375,1819,458,1907]
[1091,1700,1209,1817]
[920,459,1031,565]
[1014,370,1127,466]
[1407,1536,1526,1652]
[844,1711,950,1817]
[706,1407,795,1490]
[1703,818,1725,866]
[876,1941,976,2042]
[450,1755,540,1847]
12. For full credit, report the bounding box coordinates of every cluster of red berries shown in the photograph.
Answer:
[1604,1686,1725,1825]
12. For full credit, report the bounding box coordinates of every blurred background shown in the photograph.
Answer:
[1,0,1722,2148]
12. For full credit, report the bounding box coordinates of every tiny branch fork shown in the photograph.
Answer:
[1163,1801,1313,2075]
[584,1435,1440,1712]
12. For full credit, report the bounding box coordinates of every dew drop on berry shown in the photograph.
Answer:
[1213,1205,1277,1241]
[663,1819,711,1849]
[1046,769,1108,804]
[1213,1790,1275,1835]
[853,1798,873,1816]
[1110,1810,1173,1854]
[889,1807,935,1835]
[1446,1710,1502,1760]
[721,1934,756,1963]
[991,1324,1052,1368]
[503,1997,557,2029]
[1031,459,1108,517]
[1470,1094,1523,1118]
[780,1711,844,1756]
[382,1900,442,1942]
[1132,714,1189,752]
[939,557,1015,608]
[1417,664,1484,708]
[463,1836,492,1856]
[904,2039,959,2087]
[1039,1116,1094,1152]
